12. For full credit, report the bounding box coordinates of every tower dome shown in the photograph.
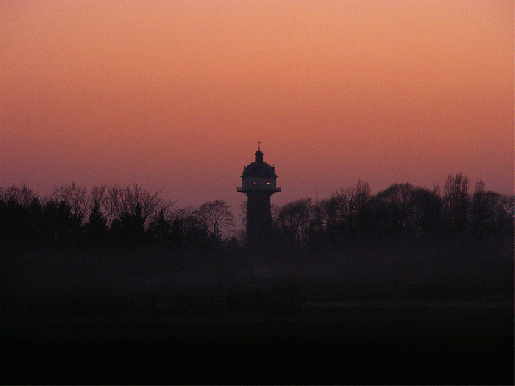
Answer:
[241,144,277,178]
[237,144,281,244]
[238,146,280,192]
[241,155,277,178]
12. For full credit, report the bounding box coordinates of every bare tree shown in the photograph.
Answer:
[325,179,371,235]
[194,200,234,240]
[373,183,440,235]
[104,183,175,228]
[277,198,314,247]
[50,182,88,224]
[443,173,469,230]
[472,181,515,234]
[0,182,38,207]
[498,193,515,232]
[89,184,108,210]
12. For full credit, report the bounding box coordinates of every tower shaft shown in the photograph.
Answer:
[246,191,273,242]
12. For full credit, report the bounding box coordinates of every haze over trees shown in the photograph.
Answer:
[0,173,512,302]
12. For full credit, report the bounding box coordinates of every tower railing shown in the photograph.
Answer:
[237,187,281,193]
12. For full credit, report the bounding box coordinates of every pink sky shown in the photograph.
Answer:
[1,0,513,213]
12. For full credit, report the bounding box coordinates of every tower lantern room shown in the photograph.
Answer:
[237,144,281,242]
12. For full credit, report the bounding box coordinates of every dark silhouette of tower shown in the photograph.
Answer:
[237,144,281,244]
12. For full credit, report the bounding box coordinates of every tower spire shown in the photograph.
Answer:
[255,141,264,163]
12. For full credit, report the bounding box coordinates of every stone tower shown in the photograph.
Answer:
[237,144,281,243]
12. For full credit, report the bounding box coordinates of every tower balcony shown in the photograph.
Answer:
[237,186,281,193]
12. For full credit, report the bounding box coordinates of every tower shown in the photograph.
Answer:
[237,144,281,243]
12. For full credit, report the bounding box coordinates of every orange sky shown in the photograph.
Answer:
[1,0,513,212]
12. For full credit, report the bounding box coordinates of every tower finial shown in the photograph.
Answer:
[255,141,264,162]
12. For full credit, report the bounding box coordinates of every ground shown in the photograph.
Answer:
[1,301,512,384]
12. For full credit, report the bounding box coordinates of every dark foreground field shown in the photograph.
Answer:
[1,301,513,384]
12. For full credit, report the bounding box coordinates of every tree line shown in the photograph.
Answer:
[0,182,234,251]
[0,173,513,256]
[273,174,513,252]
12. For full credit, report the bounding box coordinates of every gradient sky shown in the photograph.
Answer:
[1,0,513,213]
